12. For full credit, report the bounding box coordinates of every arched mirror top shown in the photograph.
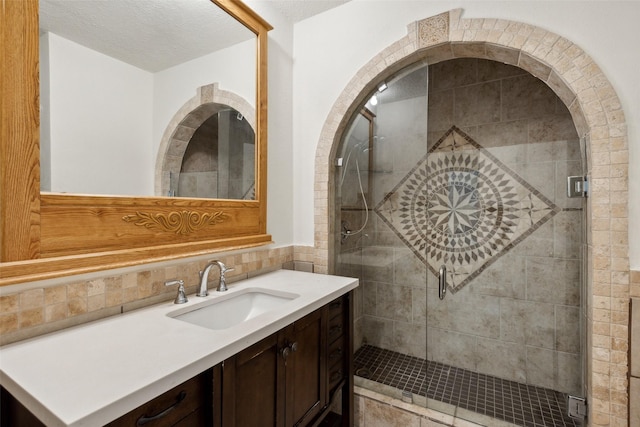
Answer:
[0,0,272,286]
[156,83,256,199]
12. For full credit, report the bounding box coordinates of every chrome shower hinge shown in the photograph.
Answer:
[567,176,588,198]
[567,395,587,421]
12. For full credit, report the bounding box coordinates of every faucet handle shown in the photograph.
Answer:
[214,261,233,274]
[220,264,234,275]
[214,261,234,292]
[165,279,188,304]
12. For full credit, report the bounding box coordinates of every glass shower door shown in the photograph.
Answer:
[336,57,585,427]
[422,58,585,426]
[336,63,432,408]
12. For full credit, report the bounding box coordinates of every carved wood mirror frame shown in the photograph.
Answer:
[0,0,272,286]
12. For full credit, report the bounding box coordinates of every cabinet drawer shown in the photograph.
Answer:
[327,298,344,318]
[328,364,345,392]
[327,335,345,369]
[326,296,347,396]
[105,370,210,427]
[328,314,344,343]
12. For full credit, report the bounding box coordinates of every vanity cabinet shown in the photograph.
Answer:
[1,371,213,427]
[216,293,353,427]
[326,297,348,400]
[219,307,327,427]
[0,292,353,427]
[104,370,213,427]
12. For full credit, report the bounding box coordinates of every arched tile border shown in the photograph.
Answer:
[154,83,256,196]
[313,10,629,426]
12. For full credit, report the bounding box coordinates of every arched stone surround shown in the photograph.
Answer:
[313,10,629,426]
[154,83,256,196]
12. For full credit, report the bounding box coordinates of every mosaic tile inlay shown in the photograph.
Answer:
[374,126,560,293]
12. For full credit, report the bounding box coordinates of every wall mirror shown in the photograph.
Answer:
[0,0,272,286]
[39,0,256,199]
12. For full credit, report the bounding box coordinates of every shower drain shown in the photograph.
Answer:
[355,367,372,378]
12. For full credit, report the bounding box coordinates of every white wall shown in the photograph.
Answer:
[152,39,255,159]
[44,32,154,195]
[290,0,640,267]
[44,34,257,199]
[245,1,296,246]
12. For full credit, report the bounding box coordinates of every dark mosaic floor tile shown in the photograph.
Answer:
[354,345,581,427]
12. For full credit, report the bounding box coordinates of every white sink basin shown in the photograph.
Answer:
[168,287,299,330]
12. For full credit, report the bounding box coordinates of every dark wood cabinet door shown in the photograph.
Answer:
[221,332,285,427]
[1,387,46,427]
[284,308,327,427]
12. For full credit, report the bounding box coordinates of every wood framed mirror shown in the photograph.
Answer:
[0,0,272,286]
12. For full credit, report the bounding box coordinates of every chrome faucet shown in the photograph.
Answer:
[165,279,188,304]
[198,260,234,296]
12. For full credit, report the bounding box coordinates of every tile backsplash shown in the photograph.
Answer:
[0,245,315,346]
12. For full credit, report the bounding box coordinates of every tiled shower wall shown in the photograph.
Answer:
[341,59,583,395]
[177,110,254,199]
[631,271,640,427]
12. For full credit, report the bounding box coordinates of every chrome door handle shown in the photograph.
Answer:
[439,265,447,300]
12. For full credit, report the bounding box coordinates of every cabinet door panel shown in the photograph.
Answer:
[1,387,46,427]
[222,332,285,427]
[285,308,327,426]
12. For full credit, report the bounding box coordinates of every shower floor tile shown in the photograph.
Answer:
[354,345,580,427]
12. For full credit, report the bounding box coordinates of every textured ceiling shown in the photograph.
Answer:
[39,0,350,72]
[262,0,350,23]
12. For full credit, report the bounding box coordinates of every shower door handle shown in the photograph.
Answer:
[438,265,447,300]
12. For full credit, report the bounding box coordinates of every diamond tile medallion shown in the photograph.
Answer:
[374,126,560,293]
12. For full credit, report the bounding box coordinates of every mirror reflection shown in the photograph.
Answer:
[38,0,257,199]
[171,108,255,199]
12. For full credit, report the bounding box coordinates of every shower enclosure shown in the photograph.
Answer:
[334,58,584,427]
[169,109,255,199]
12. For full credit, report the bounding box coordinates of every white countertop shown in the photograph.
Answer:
[0,270,358,427]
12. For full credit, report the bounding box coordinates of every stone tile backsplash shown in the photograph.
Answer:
[0,245,317,346]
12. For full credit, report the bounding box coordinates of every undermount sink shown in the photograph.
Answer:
[168,287,299,330]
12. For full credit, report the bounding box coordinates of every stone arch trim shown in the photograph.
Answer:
[154,83,256,196]
[313,9,629,426]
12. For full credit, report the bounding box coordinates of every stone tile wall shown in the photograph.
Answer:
[630,271,640,427]
[339,58,582,395]
[429,59,582,395]
[317,10,629,426]
[0,245,313,346]
[354,386,484,427]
